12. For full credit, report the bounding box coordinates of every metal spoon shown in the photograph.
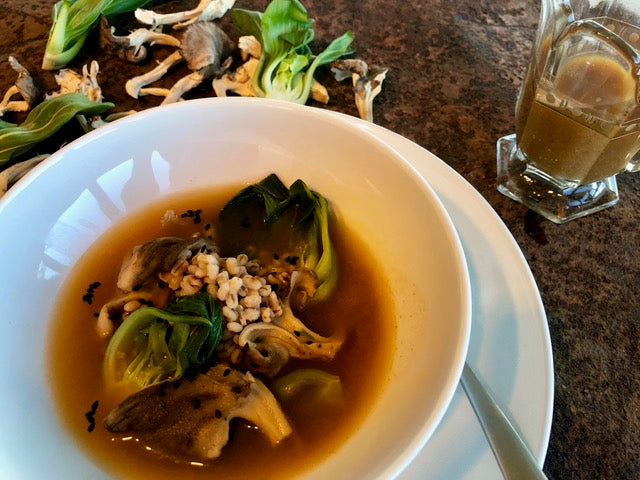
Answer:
[460,362,548,480]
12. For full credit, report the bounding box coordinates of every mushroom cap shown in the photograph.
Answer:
[181,21,234,72]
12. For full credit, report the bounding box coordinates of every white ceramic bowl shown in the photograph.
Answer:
[0,98,471,479]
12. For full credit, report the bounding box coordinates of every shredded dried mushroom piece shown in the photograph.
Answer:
[0,56,39,117]
[331,59,388,122]
[135,0,236,29]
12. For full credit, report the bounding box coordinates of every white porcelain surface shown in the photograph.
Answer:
[0,98,471,479]
[349,119,554,479]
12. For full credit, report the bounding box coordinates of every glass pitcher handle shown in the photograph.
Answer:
[627,151,640,173]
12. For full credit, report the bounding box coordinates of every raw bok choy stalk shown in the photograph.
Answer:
[42,0,152,70]
[231,0,354,104]
[103,293,223,389]
[220,174,337,301]
[0,93,113,165]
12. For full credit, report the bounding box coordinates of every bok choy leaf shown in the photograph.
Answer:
[220,174,337,300]
[232,0,354,104]
[42,0,152,70]
[0,93,113,165]
[103,293,223,389]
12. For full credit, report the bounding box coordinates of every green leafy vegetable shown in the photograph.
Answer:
[271,368,343,406]
[0,120,16,130]
[103,293,223,389]
[220,173,337,300]
[232,0,354,104]
[0,93,113,165]
[42,0,151,70]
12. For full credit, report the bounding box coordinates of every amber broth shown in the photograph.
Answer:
[47,186,395,480]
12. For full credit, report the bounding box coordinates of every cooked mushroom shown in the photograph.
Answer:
[331,59,388,122]
[238,269,344,377]
[135,0,236,29]
[117,236,218,292]
[104,364,292,462]
[98,15,181,63]
[96,291,155,338]
[0,56,38,117]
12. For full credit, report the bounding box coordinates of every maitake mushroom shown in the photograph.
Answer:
[0,56,38,117]
[135,0,236,29]
[99,15,181,63]
[331,59,388,122]
[125,21,234,104]
[104,364,292,462]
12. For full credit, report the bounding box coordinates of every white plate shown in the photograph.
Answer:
[345,116,554,479]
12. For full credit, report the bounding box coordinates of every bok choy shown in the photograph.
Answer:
[103,293,223,389]
[220,174,337,300]
[42,0,152,70]
[0,93,113,165]
[231,0,354,104]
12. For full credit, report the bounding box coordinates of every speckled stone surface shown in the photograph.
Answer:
[1,1,638,479]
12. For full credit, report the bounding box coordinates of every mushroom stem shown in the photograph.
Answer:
[125,51,184,99]
[135,0,236,29]
[0,57,38,116]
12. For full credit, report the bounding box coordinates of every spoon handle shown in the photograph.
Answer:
[460,363,548,480]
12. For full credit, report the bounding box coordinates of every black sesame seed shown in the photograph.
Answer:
[204,223,212,231]
[293,330,301,337]
[91,400,99,411]
[223,368,231,376]
[87,423,95,432]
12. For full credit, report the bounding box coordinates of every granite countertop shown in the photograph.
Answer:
[1,1,638,479]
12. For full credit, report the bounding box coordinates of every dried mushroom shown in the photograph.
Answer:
[47,61,103,103]
[135,0,236,29]
[126,22,233,104]
[0,57,39,117]
[98,16,181,63]
[331,59,388,122]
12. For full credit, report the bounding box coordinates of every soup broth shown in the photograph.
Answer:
[48,186,395,480]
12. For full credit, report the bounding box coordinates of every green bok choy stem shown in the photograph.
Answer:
[42,0,152,70]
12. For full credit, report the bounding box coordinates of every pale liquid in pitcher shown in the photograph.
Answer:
[516,50,640,185]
